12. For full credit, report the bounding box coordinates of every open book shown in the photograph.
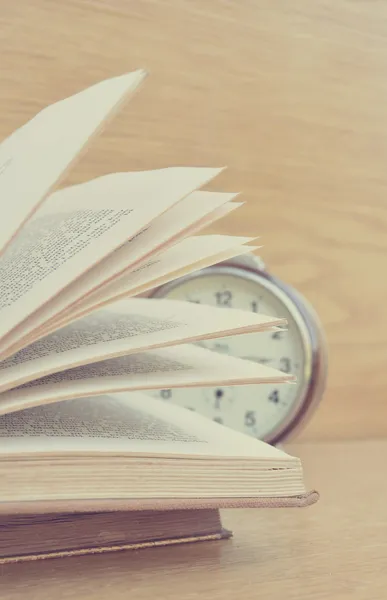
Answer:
[0,70,318,560]
[0,391,318,562]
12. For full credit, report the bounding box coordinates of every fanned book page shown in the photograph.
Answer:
[0,167,223,342]
[0,233,254,357]
[0,298,285,393]
[25,236,259,342]
[0,71,146,254]
[0,69,291,418]
[0,71,319,516]
[3,191,239,352]
[0,344,294,416]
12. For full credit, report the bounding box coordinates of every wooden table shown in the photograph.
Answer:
[1,440,385,599]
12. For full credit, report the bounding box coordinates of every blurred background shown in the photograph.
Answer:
[1,0,386,441]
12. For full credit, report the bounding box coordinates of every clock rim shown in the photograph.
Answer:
[148,259,328,445]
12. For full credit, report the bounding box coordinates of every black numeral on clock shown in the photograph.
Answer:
[244,410,257,427]
[215,290,232,307]
[160,389,172,399]
[279,357,291,373]
[268,390,280,404]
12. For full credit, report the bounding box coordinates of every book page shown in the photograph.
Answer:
[56,191,238,309]
[35,201,243,336]
[1,241,256,361]
[0,193,239,356]
[0,71,145,256]
[33,203,244,343]
[0,392,297,463]
[20,242,258,348]
[123,244,260,298]
[0,344,294,416]
[32,236,256,335]
[0,297,283,393]
[86,234,254,307]
[44,194,240,326]
[0,166,222,344]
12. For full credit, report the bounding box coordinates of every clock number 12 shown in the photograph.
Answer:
[215,290,232,307]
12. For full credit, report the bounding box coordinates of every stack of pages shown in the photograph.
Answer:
[0,70,318,562]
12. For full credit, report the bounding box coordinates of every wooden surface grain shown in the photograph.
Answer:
[1,441,385,599]
[1,0,387,439]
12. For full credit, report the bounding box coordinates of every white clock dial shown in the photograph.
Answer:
[149,268,314,443]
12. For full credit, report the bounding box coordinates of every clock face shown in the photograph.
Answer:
[149,269,312,443]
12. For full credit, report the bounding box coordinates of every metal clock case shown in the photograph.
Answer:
[149,254,328,445]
